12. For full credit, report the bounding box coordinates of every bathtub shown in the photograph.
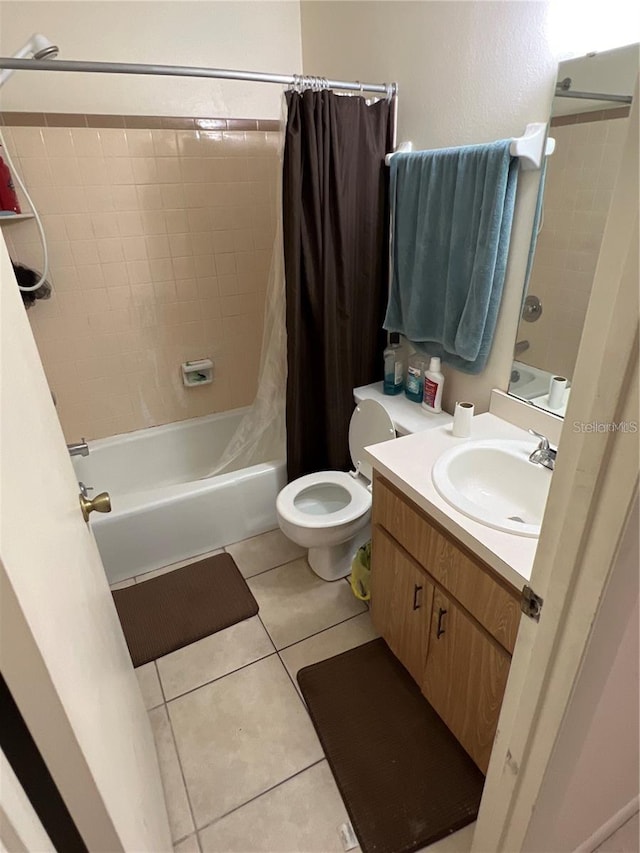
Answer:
[73,408,286,584]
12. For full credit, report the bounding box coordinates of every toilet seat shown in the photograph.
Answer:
[277,400,396,531]
[276,470,371,529]
[276,398,398,580]
[348,399,396,481]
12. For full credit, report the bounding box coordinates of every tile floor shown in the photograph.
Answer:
[114,529,476,853]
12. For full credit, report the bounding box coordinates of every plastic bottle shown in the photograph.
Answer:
[405,352,426,403]
[0,156,21,214]
[422,356,444,413]
[383,333,403,395]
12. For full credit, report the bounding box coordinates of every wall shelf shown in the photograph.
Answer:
[0,213,34,225]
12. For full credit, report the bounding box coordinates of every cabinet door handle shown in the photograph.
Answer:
[412,584,423,610]
[436,607,448,638]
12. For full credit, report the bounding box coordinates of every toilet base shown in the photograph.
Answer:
[307,524,371,582]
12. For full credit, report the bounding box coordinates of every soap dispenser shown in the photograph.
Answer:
[383,333,403,395]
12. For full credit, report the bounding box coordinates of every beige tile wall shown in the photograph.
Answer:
[518,115,629,380]
[2,122,280,440]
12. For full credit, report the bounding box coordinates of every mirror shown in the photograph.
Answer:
[508,43,638,417]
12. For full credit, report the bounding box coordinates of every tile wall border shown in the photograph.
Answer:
[0,111,281,131]
[551,106,630,127]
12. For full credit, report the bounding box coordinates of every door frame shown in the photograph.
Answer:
[0,672,86,852]
[473,80,639,851]
[0,747,55,853]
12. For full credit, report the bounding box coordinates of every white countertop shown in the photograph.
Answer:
[364,412,540,590]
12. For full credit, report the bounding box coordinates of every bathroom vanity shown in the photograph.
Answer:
[365,413,543,774]
[371,474,519,773]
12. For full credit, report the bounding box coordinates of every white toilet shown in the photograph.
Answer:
[276,398,398,581]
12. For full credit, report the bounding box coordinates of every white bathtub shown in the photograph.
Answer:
[73,409,286,584]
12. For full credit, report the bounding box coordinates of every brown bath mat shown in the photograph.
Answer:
[112,553,258,667]
[297,638,483,853]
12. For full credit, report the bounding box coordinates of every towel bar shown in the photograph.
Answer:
[385,123,554,171]
[384,140,413,165]
[509,122,555,170]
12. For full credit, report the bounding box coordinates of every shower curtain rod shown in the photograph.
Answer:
[0,57,397,96]
[555,90,632,103]
[555,86,632,104]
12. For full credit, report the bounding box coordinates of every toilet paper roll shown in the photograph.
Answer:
[452,401,474,438]
[548,376,567,409]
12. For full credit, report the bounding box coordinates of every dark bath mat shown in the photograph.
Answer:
[112,553,258,667]
[297,638,484,853]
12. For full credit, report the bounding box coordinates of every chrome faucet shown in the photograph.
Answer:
[514,340,530,356]
[67,439,89,458]
[528,429,556,471]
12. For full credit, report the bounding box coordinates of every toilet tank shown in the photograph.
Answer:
[353,382,452,436]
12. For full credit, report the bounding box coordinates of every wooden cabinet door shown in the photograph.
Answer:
[422,588,512,774]
[373,473,521,654]
[371,526,434,684]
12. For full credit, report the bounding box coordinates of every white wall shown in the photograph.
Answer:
[0,1,302,117]
[523,496,639,852]
[301,0,558,411]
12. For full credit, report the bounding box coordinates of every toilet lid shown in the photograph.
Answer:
[348,399,396,482]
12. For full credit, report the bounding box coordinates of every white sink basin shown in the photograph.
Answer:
[432,440,552,537]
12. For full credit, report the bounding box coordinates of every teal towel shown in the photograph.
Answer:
[384,141,519,374]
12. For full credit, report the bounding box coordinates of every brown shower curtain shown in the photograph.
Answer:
[283,90,393,481]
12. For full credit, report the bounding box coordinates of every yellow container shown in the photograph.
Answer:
[350,541,371,601]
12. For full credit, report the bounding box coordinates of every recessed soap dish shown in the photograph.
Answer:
[182,359,213,387]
